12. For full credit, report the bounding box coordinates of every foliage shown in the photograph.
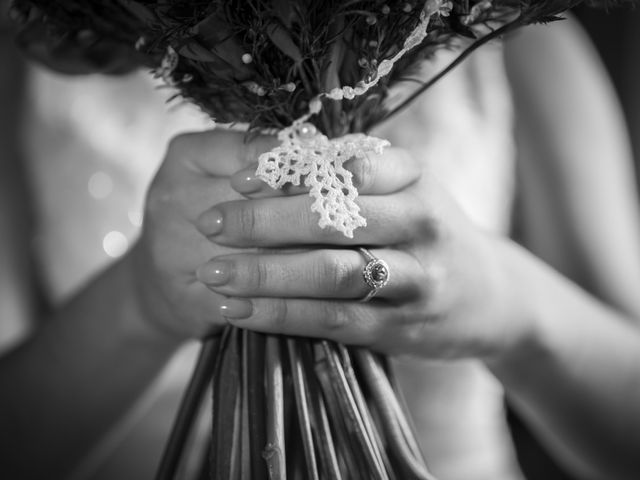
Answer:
[9,0,620,136]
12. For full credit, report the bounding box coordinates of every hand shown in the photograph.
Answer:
[129,129,277,340]
[196,145,530,359]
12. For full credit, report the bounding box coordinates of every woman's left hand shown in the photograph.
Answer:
[195,144,529,360]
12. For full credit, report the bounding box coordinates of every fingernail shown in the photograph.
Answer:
[196,260,230,286]
[197,208,223,237]
[220,298,253,320]
[231,169,263,194]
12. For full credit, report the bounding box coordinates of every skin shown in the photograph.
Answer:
[1,16,640,480]
[197,147,520,359]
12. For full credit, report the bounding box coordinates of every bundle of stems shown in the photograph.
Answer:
[158,329,438,479]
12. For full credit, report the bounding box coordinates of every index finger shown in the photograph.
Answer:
[231,146,421,198]
[166,130,279,178]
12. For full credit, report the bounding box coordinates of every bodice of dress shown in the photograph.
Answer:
[22,68,213,301]
[372,44,522,480]
[24,42,522,480]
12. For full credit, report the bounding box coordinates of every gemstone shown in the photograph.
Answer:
[371,264,387,282]
[364,259,389,288]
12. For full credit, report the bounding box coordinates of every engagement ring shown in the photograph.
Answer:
[358,247,390,302]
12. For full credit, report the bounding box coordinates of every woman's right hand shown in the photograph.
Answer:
[129,129,276,340]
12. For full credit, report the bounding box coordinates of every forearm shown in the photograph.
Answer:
[0,253,182,479]
[489,239,640,480]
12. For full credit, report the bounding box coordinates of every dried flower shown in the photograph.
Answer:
[12,0,616,135]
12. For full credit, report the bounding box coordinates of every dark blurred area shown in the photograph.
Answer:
[577,2,640,185]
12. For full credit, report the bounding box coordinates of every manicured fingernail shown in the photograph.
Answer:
[197,208,223,237]
[220,298,253,320]
[231,169,263,194]
[196,260,230,286]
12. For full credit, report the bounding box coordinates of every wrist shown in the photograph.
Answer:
[482,238,550,379]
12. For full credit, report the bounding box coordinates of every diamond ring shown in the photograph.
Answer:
[358,247,390,302]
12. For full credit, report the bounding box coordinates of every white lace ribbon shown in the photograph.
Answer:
[256,123,389,238]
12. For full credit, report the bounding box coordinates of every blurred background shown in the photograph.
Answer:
[576,3,640,186]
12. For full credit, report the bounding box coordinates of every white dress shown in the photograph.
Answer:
[24,42,524,480]
[373,45,524,480]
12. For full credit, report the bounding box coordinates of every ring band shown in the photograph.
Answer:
[358,247,390,302]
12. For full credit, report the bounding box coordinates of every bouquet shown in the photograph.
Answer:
[9,1,618,479]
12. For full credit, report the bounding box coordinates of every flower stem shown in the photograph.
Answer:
[264,335,286,480]
[155,335,220,480]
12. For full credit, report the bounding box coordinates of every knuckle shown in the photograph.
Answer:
[352,308,380,344]
[262,298,289,329]
[255,258,270,291]
[414,254,448,305]
[423,217,445,243]
[385,307,443,354]
[319,302,350,331]
[316,252,354,294]
[315,223,340,242]
[252,298,289,332]
[406,200,444,243]
[400,321,432,354]
[235,202,259,241]
[239,256,265,290]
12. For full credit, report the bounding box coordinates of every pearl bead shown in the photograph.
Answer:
[297,123,317,140]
